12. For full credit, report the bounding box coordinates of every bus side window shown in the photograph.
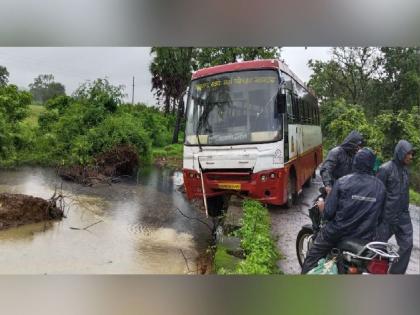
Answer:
[308,101,313,124]
[303,100,307,124]
[286,93,293,123]
[292,94,298,124]
[316,105,320,125]
[299,98,304,124]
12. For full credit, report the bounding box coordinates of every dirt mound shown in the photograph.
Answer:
[0,193,64,230]
[58,144,139,185]
[95,144,139,176]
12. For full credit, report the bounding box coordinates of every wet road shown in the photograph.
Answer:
[0,167,210,274]
[269,175,420,274]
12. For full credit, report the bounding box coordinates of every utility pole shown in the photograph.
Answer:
[132,76,135,104]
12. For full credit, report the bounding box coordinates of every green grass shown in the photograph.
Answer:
[410,189,420,207]
[152,143,183,159]
[214,244,241,274]
[152,143,183,169]
[24,104,45,127]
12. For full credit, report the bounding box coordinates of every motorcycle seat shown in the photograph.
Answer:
[337,239,367,254]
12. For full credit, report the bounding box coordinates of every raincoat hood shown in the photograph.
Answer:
[393,140,413,164]
[341,130,363,153]
[353,148,375,174]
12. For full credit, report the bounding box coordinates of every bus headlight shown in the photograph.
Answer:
[261,175,267,182]
[269,172,276,179]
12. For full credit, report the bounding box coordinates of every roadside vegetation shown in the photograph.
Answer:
[216,199,280,275]
[152,143,184,169]
[0,78,177,169]
[410,190,420,207]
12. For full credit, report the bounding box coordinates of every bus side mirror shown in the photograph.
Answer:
[275,93,287,115]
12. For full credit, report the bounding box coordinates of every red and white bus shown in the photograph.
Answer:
[182,59,322,215]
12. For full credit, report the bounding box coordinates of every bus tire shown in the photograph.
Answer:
[285,174,297,209]
[207,196,225,217]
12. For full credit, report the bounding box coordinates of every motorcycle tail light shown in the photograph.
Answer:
[347,266,359,274]
[367,258,389,274]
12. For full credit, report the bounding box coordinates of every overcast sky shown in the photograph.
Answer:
[0,47,331,105]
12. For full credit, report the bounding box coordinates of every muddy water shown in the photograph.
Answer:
[270,174,420,274]
[0,167,210,274]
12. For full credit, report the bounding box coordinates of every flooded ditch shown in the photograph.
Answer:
[0,167,211,274]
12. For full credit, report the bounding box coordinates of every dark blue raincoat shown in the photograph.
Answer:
[377,140,414,274]
[302,148,386,273]
[323,148,386,242]
[320,130,364,187]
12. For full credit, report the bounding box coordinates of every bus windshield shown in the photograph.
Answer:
[185,70,283,146]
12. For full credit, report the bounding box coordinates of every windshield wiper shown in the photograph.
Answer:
[195,99,231,150]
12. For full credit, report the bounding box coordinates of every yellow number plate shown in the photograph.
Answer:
[218,183,241,190]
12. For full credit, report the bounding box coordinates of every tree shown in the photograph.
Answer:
[73,78,125,113]
[29,74,66,104]
[0,84,31,123]
[150,47,194,143]
[0,65,9,87]
[377,47,420,113]
[308,47,382,116]
[0,84,32,160]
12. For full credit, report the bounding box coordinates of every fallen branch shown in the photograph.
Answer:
[175,207,213,232]
[179,249,196,274]
[70,219,103,231]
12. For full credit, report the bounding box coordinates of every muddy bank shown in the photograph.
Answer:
[58,145,139,185]
[0,193,63,230]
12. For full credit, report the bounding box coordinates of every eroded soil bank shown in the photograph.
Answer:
[58,144,139,185]
[0,193,63,230]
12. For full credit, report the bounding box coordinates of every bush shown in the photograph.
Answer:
[410,189,420,206]
[84,113,152,164]
[118,104,173,147]
[0,84,32,164]
[1,78,178,169]
[234,199,280,274]
[73,78,125,113]
[328,104,379,152]
[152,143,183,159]
[374,109,420,160]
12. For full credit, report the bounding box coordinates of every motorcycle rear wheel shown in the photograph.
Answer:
[296,227,314,268]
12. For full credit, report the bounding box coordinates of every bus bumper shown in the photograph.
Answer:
[182,168,288,206]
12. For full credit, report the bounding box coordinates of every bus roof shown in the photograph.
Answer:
[191,59,315,97]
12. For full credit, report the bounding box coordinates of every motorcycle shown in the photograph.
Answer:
[296,187,400,274]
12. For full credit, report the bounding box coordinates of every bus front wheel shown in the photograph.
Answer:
[286,174,297,209]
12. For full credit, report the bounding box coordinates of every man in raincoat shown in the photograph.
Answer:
[377,140,414,274]
[320,130,364,194]
[301,148,386,274]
